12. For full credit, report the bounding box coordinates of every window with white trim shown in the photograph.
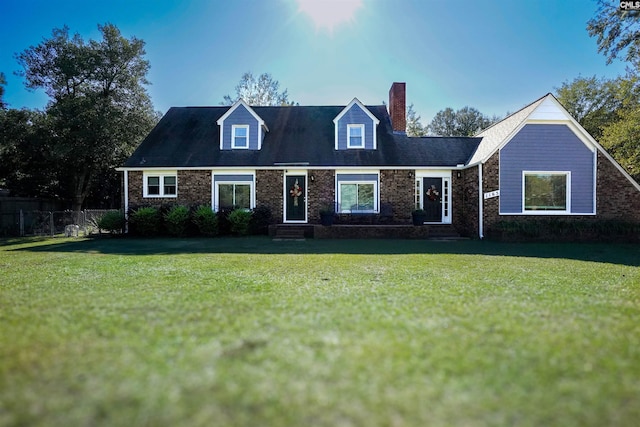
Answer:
[218,183,251,210]
[347,124,365,148]
[339,181,377,213]
[523,172,570,212]
[143,173,177,197]
[232,125,249,149]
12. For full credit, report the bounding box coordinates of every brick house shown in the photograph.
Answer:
[118,83,640,238]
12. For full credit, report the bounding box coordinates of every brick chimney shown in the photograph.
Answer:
[389,82,406,133]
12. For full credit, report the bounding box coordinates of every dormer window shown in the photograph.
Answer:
[232,125,249,149]
[333,98,379,150]
[218,101,268,150]
[347,124,365,148]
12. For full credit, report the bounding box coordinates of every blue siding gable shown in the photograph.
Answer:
[334,99,379,150]
[220,104,260,150]
[499,124,595,214]
[216,101,267,150]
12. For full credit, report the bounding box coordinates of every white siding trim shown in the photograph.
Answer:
[528,97,567,121]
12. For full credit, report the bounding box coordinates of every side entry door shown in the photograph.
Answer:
[423,177,442,223]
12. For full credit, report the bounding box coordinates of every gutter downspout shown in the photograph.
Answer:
[123,170,129,233]
[478,163,484,239]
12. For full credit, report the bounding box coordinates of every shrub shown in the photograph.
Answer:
[216,208,234,236]
[97,211,125,234]
[490,219,640,242]
[164,205,190,237]
[192,205,218,236]
[228,209,252,236]
[129,206,160,237]
[250,205,272,235]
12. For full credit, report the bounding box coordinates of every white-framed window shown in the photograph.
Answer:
[522,171,571,213]
[232,125,249,149]
[347,124,365,148]
[143,172,177,198]
[338,181,377,213]
[217,183,251,210]
[213,173,255,211]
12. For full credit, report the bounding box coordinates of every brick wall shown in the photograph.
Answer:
[596,151,640,221]
[126,170,211,208]
[452,166,479,237]
[307,170,335,222]
[380,170,414,222]
[256,170,283,223]
[179,170,212,206]
[254,169,416,224]
[482,151,501,232]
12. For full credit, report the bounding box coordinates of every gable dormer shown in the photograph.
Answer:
[333,98,380,150]
[217,100,268,150]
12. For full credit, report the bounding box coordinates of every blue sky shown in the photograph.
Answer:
[0,0,629,122]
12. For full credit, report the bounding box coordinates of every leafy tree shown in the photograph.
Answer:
[0,72,6,109]
[587,0,640,65]
[0,108,58,197]
[427,107,456,136]
[556,76,618,140]
[455,106,494,136]
[223,72,294,106]
[600,104,640,181]
[427,106,494,136]
[14,24,158,210]
[406,103,427,137]
[556,73,640,180]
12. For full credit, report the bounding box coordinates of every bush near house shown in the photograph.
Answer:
[192,205,219,237]
[163,205,190,237]
[488,219,640,242]
[249,205,272,235]
[124,204,272,237]
[96,211,126,234]
[228,209,253,236]
[128,206,161,237]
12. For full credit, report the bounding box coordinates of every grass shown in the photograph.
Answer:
[1,236,639,426]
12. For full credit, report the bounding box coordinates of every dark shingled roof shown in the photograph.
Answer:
[123,105,481,168]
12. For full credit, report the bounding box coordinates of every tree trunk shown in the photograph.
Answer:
[71,167,91,211]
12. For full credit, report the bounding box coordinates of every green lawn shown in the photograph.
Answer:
[1,237,639,427]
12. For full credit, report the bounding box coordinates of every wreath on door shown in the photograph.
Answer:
[290,179,303,206]
[426,185,440,201]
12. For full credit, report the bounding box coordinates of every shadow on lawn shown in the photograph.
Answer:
[5,236,640,267]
